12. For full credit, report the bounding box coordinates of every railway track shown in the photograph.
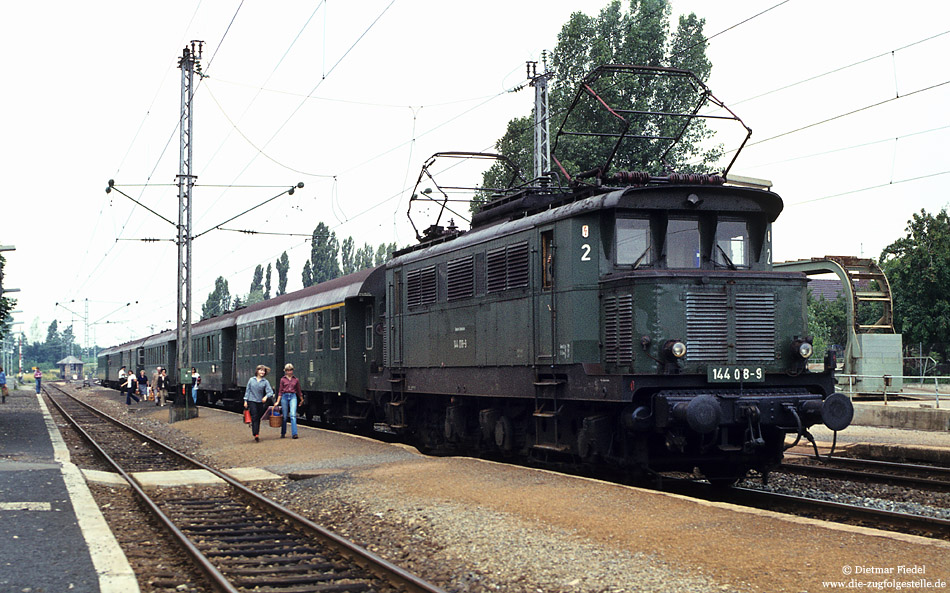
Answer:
[44,383,448,593]
[659,476,950,540]
[781,452,950,492]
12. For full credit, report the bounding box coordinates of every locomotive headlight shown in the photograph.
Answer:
[663,340,687,360]
[793,338,813,359]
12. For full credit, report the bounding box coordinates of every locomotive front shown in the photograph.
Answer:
[599,182,853,481]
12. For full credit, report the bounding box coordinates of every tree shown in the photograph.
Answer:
[0,253,15,341]
[62,325,76,357]
[250,265,264,295]
[880,208,950,358]
[201,277,231,320]
[341,236,356,275]
[264,263,272,300]
[308,222,341,285]
[355,243,375,270]
[478,0,716,210]
[276,252,290,296]
[302,260,313,288]
[808,292,848,360]
[44,320,61,363]
[374,242,397,266]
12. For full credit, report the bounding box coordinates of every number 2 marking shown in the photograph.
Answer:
[580,244,591,261]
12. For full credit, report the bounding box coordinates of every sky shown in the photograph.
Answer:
[2,0,949,350]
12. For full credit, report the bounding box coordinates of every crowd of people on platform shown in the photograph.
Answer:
[117,365,170,407]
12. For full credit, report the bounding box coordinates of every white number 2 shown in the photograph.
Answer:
[580,243,591,261]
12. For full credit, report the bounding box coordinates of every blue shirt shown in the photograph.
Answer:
[244,376,274,403]
[0,371,6,386]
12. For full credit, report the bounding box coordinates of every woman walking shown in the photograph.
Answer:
[244,365,274,442]
[33,367,42,394]
[277,363,304,439]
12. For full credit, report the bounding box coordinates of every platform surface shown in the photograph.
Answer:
[0,389,138,593]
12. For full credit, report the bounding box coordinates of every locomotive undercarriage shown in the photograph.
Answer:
[313,377,851,485]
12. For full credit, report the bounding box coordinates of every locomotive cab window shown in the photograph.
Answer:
[714,219,750,269]
[665,219,701,268]
[615,218,652,267]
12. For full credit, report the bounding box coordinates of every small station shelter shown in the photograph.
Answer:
[57,356,85,381]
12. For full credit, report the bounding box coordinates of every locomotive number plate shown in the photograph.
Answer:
[707,366,765,383]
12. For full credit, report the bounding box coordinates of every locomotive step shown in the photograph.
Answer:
[531,443,572,453]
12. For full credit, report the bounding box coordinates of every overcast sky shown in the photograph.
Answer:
[2,0,949,349]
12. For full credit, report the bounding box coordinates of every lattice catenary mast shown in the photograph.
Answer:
[528,53,554,181]
[176,41,202,381]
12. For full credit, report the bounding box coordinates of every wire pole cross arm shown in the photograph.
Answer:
[105,180,176,227]
[192,182,304,240]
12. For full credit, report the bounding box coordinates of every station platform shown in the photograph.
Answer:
[852,398,950,432]
[0,388,138,593]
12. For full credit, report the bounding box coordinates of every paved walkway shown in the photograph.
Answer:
[0,388,138,593]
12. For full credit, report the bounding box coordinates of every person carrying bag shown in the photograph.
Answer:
[243,365,274,443]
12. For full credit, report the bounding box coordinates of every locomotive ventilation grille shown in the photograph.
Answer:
[604,294,634,364]
[685,291,775,362]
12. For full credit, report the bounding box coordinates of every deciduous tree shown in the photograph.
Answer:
[477,0,716,211]
[880,208,950,358]
[307,222,340,285]
[264,263,272,300]
[276,252,290,296]
[201,277,231,320]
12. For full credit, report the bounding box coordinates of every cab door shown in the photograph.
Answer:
[535,229,555,362]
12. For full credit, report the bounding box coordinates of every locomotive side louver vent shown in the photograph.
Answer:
[447,256,475,300]
[486,247,507,292]
[507,242,530,288]
[604,294,634,364]
[406,266,437,309]
[487,241,530,293]
[686,290,776,362]
[736,293,775,361]
[686,292,729,361]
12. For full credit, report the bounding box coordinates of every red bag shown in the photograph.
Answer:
[243,409,252,424]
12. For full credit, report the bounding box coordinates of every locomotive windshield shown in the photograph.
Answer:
[616,218,652,267]
[714,219,750,269]
[614,215,753,269]
[666,219,701,268]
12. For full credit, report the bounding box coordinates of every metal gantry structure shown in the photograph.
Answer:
[528,55,553,181]
[176,41,202,384]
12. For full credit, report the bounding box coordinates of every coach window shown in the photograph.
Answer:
[665,218,701,269]
[714,219,750,269]
[300,314,309,352]
[268,320,274,356]
[330,308,342,350]
[616,218,652,267]
[286,317,295,354]
[315,311,324,351]
[364,304,374,350]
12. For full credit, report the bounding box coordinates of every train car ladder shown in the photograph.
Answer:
[532,373,569,453]
[386,371,407,429]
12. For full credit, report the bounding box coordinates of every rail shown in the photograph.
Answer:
[836,373,948,407]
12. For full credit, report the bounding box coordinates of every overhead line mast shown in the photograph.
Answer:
[528,53,554,181]
[177,41,203,389]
